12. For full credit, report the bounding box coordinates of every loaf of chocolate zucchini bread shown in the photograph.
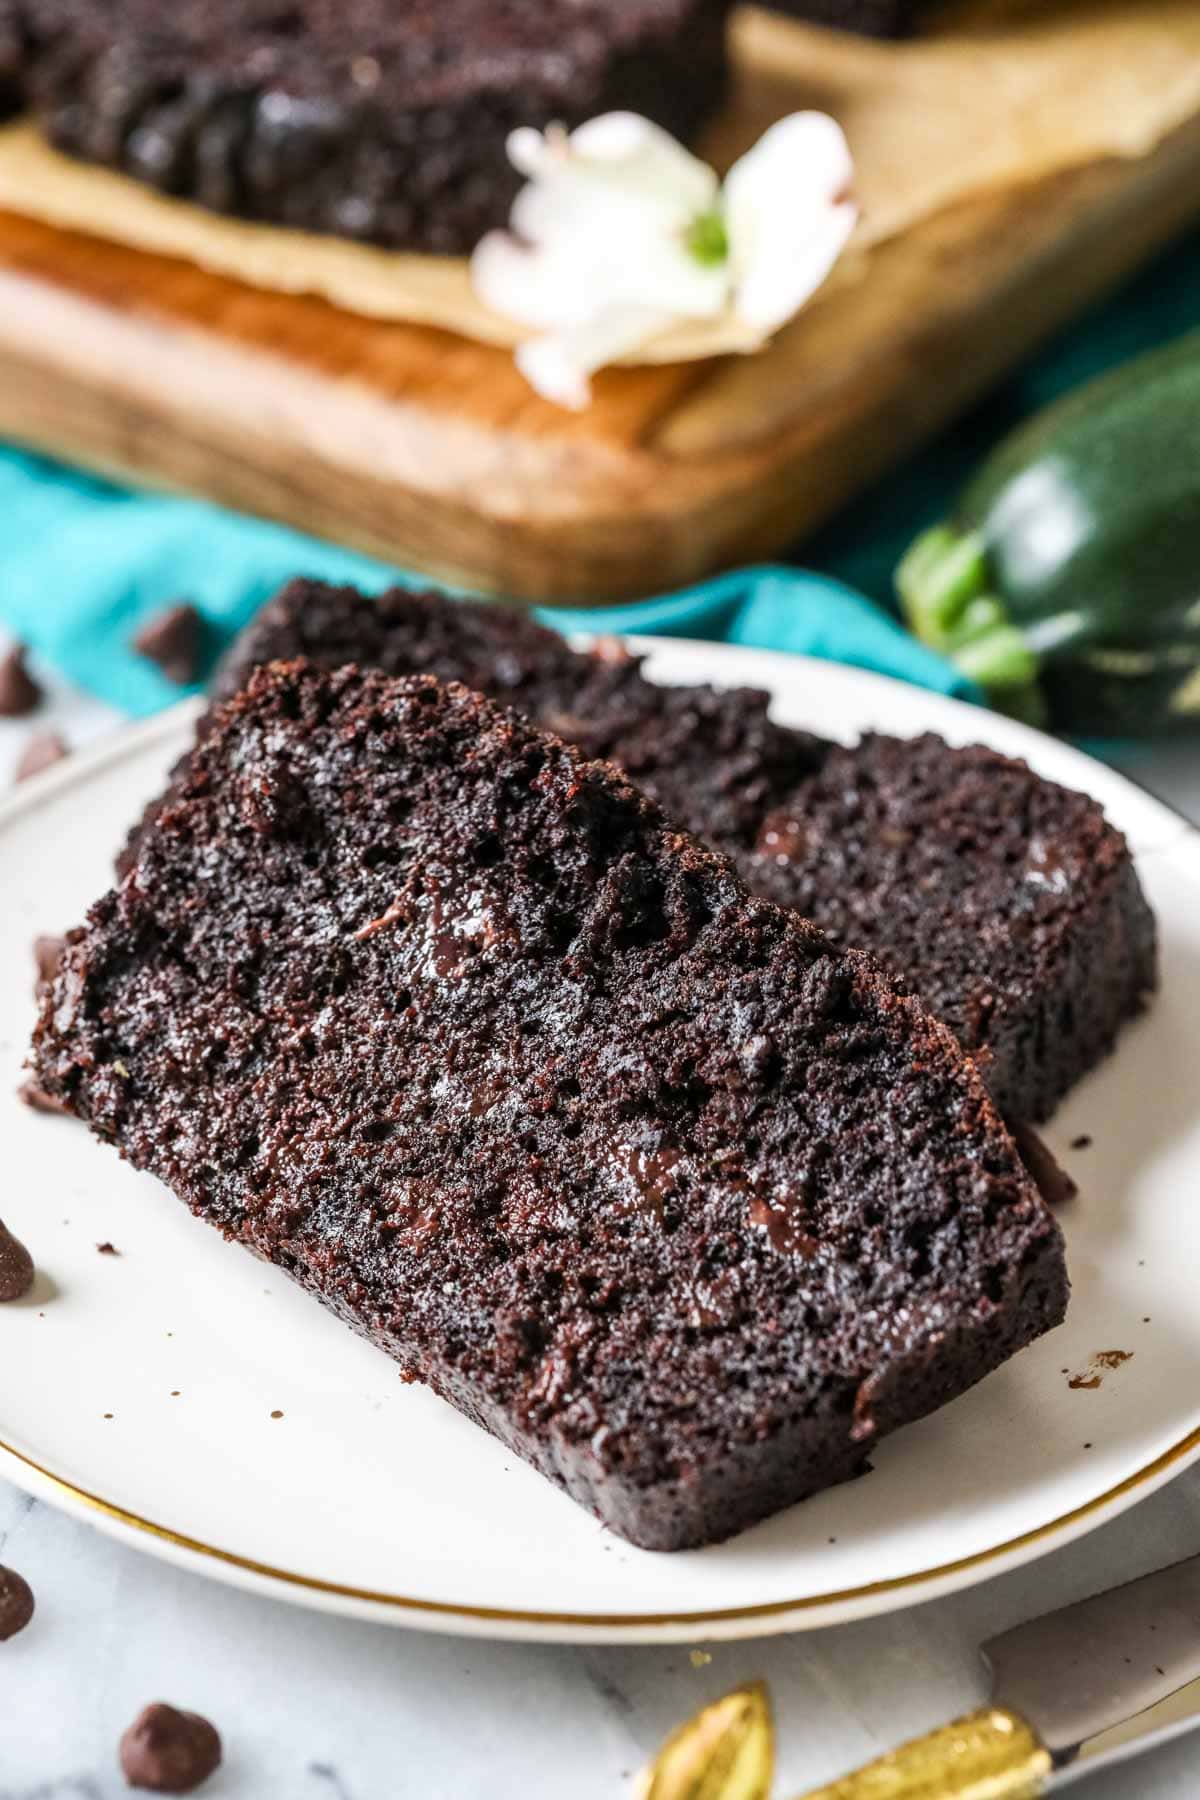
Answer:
[764,0,913,34]
[152,580,1155,1124]
[8,0,730,253]
[0,1,21,117]
[37,661,1067,1548]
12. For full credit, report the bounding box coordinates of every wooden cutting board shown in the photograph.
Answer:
[1,0,1199,603]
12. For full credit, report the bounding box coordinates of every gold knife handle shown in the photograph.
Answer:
[794,1706,1053,1800]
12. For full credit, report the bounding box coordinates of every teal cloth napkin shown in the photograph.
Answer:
[0,447,971,717]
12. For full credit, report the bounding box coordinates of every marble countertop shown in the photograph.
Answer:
[3,672,1199,1798]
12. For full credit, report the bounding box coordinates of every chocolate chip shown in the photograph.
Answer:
[0,646,41,717]
[97,1241,120,1255]
[18,1079,71,1116]
[0,1564,34,1640]
[1011,1119,1078,1207]
[133,604,203,685]
[119,1703,222,1793]
[0,1220,34,1301]
[15,731,68,783]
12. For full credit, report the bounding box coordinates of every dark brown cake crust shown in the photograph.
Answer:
[8,0,730,253]
[38,662,1067,1549]
[763,0,913,34]
[0,1,23,117]
[211,584,825,846]
[175,580,1157,1124]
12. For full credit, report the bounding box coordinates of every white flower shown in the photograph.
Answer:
[470,110,856,410]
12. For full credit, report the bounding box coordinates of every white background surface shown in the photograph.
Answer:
[3,647,1200,1796]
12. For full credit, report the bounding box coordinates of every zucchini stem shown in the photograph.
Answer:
[897,525,1047,727]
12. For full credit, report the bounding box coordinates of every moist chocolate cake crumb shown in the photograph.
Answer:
[18,1077,72,1115]
[119,1702,222,1794]
[133,604,204,686]
[0,644,41,717]
[15,730,67,782]
[1071,1134,1093,1151]
[749,736,1156,1123]
[42,661,1067,1548]
[32,932,65,998]
[168,580,1156,1125]
[0,1219,34,1300]
[0,1563,34,1640]
[12,0,731,253]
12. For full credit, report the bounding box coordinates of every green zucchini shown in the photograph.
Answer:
[896,329,1200,736]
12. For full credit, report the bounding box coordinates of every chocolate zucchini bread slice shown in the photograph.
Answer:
[179,580,1155,1123]
[37,662,1067,1549]
[12,0,730,253]
[746,737,1156,1126]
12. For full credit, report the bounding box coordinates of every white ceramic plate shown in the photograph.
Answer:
[2,643,1198,1644]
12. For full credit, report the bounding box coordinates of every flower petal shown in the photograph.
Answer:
[470,230,594,330]
[506,125,560,181]
[723,111,857,333]
[724,111,854,216]
[516,305,676,410]
[732,198,857,333]
[475,114,732,331]
[568,112,719,222]
[503,113,718,239]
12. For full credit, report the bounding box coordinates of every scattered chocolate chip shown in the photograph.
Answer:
[33,933,66,996]
[119,1702,222,1793]
[0,1220,34,1301]
[18,1079,71,1116]
[0,1564,35,1640]
[1010,1119,1078,1206]
[1070,1134,1093,1150]
[0,645,42,717]
[15,731,68,783]
[97,1241,120,1256]
[133,604,203,686]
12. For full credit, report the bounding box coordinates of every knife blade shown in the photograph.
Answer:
[983,1552,1200,1786]
[790,1554,1200,1796]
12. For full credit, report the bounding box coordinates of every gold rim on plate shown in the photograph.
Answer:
[3,1426,1199,1632]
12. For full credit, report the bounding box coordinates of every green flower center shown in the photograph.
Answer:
[685,208,729,267]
